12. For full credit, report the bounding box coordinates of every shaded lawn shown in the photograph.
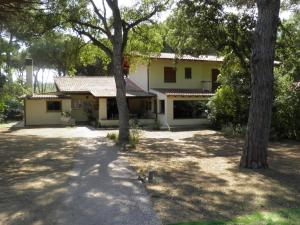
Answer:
[124,130,300,225]
[0,133,80,225]
[169,208,300,225]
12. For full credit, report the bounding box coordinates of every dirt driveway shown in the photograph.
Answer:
[124,130,300,224]
[0,127,161,225]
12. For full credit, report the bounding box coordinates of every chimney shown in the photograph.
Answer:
[25,58,33,91]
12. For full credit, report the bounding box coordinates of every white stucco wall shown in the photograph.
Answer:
[149,89,168,128]
[99,98,107,120]
[149,59,221,90]
[25,99,71,126]
[128,64,148,91]
[71,95,89,122]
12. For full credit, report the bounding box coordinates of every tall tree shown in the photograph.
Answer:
[240,0,281,168]
[55,0,168,143]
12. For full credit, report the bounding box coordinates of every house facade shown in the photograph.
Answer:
[24,53,222,128]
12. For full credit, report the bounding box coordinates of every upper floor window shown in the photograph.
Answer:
[164,67,176,83]
[47,101,61,112]
[185,68,192,79]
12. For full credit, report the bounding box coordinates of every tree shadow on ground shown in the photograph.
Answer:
[0,134,159,225]
[124,131,300,225]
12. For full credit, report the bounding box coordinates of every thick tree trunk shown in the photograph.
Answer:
[240,0,280,169]
[109,0,130,144]
[113,54,130,144]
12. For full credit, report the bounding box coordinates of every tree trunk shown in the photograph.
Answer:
[5,33,13,82]
[112,53,130,144]
[109,0,130,144]
[240,0,280,169]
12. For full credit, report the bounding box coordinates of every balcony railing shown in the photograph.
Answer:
[201,81,219,93]
[201,81,212,92]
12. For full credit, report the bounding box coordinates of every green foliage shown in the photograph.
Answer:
[126,24,164,57]
[166,0,255,71]
[168,208,300,225]
[0,81,29,121]
[28,33,84,76]
[269,12,300,140]
[276,12,300,81]
[129,120,143,148]
[107,132,118,141]
[208,85,249,128]
[272,73,300,140]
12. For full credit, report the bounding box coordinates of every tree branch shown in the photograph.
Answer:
[73,26,113,58]
[126,5,160,30]
[70,19,109,37]
[89,0,112,39]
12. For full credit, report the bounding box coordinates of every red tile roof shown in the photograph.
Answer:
[25,92,71,99]
[150,53,223,62]
[54,76,154,97]
[152,88,214,97]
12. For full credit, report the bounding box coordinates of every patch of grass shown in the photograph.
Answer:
[107,132,118,141]
[0,120,19,128]
[106,128,142,149]
[169,208,300,225]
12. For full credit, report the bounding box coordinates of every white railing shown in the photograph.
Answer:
[201,81,212,92]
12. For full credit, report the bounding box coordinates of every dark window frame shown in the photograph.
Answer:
[185,67,192,79]
[173,100,208,119]
[164,67,176,83]
[46,101,62,112]
[107,98,119,120]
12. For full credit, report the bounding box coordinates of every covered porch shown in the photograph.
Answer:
[150,88,214,128]
[98,96,156,127]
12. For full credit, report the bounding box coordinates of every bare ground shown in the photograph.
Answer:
[123,130,300,225]
[0,133,80,225]
[0,127,161,225]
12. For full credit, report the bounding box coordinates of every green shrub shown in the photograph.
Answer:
[272,74,300,140]
[0,113,5,123]
[207,85,249,129]
[129,127,142,148]
[107,132,118,141]
[129,120,143,148]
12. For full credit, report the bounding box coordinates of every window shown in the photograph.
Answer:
[164,67,176,83]
[159,100,165,114]
[173,100,208,119]
[185,67,192,79]
[47,101,62,112]
[107,98,119,120]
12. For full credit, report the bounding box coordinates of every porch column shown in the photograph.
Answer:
[98,98,107,121]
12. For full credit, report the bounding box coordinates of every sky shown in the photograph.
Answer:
[30,1,294,84]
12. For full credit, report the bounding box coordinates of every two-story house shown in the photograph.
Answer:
[23,53,222,127]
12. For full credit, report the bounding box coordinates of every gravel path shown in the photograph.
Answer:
[54,138,162,225]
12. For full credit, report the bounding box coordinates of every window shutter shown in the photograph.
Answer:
[164,67,176,83]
